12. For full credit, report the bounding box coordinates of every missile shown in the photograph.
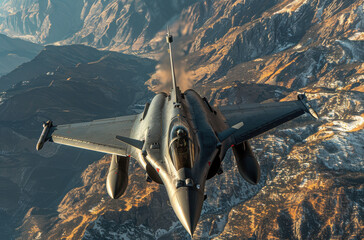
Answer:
[36,120,53,151]
[298,93,319,119]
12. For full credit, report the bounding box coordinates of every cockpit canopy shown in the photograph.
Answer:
[169,125,194,170]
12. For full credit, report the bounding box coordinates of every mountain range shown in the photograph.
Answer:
[0,0,362,239]
[0,33,42,77]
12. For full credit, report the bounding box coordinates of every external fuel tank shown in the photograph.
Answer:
[106,155,130,199]
[232,141,260,185]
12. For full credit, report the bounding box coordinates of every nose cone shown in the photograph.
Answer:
[171,187,204,236]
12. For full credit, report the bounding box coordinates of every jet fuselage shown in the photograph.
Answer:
[126,88,230,234]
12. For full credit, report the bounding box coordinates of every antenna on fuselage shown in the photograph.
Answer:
[166,27,180,104]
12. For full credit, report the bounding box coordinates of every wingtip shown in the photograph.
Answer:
[309,108,319,119]
[36,120,53,151]
[297,93,319,120]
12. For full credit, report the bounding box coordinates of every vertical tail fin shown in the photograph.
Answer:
[166,30,180,103]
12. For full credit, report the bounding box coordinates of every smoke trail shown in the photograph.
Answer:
[148,43,194,93]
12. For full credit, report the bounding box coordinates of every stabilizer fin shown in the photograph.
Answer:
[116,135,144,150]
[217,122,244,142]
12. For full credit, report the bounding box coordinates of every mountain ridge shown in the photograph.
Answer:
[0,33,42,77]
[0,0,362,239]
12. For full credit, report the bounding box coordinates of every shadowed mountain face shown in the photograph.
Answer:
[0,43,146,91]
[0,0,363,239]
[0,34,42,77]
[0,44,156,240]
[0,0,197,51]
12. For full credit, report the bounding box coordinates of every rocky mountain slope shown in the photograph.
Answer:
[0,0,363,239]
[0,44,156,240]
[0,33,42,77]
[0,0,197,52]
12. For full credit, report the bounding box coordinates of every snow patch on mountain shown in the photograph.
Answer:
[274,0,309,15]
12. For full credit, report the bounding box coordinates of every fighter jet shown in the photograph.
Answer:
[36,32,318,236]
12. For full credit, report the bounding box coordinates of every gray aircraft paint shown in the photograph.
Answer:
[36,33,318,236]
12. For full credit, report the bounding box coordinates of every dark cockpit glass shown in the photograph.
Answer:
[169,126,194,170]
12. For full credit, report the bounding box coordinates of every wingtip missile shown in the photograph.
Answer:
[298,93,319,119]
[36,120,53,150]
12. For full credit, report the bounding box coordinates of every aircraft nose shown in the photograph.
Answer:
[171,187,204,236]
